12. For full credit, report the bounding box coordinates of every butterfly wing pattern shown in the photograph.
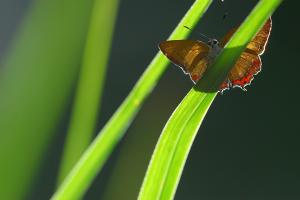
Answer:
[159,40,210,82]
[220,17,272,91]
[159,17,272,92]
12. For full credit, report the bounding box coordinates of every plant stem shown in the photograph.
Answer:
[51,0,213,199]
[138,0,283,199]
[57,0,120,184]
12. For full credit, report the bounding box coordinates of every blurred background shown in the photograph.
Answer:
[0,0,299,199]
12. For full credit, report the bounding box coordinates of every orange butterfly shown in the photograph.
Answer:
[159,17,272,92]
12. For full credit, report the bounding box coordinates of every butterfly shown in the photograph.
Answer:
[159,17,272,92]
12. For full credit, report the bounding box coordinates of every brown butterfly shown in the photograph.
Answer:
[159,17,272,92]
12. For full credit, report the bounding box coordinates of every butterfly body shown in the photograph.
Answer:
[207,39,222,63]
[159,17,272,92]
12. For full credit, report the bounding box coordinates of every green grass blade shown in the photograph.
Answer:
[159,92,216,200]
[51,0,213,199]
[138,0,283,199]
[57,0,120,184]
[0,0,93,199]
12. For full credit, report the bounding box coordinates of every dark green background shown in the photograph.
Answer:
[1,0,299,199]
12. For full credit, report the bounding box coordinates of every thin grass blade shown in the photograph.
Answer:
[138,0,283,199]
[57,0,120,184]
[51,0,213,199]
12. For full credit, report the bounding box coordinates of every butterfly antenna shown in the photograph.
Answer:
[183,26,211,41]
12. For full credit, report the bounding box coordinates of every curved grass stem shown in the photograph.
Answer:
[138,0,283,199]
[51,0,213,199]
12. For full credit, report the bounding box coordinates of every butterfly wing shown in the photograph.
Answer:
[220,17,272,52]
[219,17,272,91]
[219,27,237,48]
[228,52,261,88]
[159,40,210,82]
[245,17,272,55]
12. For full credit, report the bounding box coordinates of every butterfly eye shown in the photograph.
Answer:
[213,40,218,45]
